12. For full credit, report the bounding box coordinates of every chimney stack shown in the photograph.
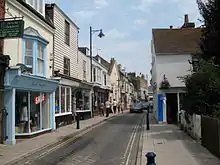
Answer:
[184,14,189,23]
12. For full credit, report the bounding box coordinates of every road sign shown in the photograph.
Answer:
[0,20,24,38]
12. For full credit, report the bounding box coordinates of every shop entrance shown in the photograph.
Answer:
[15,91,50,135]
[166,93,178,124]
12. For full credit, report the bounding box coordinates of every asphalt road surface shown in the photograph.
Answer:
[26,113,144,165]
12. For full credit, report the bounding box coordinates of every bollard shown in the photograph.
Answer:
[146,110,150,130]
[76,112,80,129]
[146,152,156,165]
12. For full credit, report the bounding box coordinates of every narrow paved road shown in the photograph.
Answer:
[28,113,144,165]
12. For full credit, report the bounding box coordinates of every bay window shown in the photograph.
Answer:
[23,33,47,76]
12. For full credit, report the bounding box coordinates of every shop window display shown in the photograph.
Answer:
[55,86,71,114]
[15,91,50,135]
[76,90,90,110]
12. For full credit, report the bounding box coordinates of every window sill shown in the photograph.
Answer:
[15,128,52,136]
[55,112,72,117]
[76,110,91,112]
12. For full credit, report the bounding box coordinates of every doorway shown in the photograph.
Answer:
[166,93,178,124]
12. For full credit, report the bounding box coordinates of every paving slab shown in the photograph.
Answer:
[141,124,220,165]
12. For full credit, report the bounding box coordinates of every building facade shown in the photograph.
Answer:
[45,3,81,128]
[3,0,59,145]
[92,56,111,115]
[77,47,93,119]
[151,14,202,124]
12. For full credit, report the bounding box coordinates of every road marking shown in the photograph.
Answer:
[125,124,139,165]
[120,123,139,165]
[23,121,107,165]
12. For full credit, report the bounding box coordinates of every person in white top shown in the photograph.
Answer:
[113,99,117,114]
[105,100,111,117]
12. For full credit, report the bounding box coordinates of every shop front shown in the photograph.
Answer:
[74,82,93,120]
[4,67,59,145]
[93,86,110,116]
[54,76,80,128]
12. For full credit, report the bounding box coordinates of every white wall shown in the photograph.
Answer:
[109,63,120,103]
[92,59,110,89]
[156,54,192,88]
[4,0,54,78]
[78,51,90,82]
[53,6,79,78]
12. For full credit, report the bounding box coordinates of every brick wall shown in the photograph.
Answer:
[0,0,5,54]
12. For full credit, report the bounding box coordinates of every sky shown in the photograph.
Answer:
[45,0,202,78]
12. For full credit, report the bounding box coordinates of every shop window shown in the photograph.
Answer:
[55,87,60,114]
[61,87,65,113]
[23,29,47,76]
[76,91,90,110]
[55,86,71,115]
[15,91,50,135]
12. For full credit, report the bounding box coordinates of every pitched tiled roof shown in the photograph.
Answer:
[152,28,202,54]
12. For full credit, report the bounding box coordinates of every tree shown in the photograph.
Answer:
[181,0,220,117]
[197,0,220,65]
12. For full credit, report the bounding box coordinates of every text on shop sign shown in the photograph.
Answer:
[34,95,45,104]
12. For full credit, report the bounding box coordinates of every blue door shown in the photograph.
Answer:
[157,94,163,121]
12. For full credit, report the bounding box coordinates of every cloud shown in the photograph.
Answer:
[133,0,161,12]
[94,0,108,9]
[134,19,147,25]
[105,28,129,39]
[73,10,96,19]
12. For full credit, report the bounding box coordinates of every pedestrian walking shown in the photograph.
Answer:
[105,99,111,117]
[94,100,98,116]
[121,101,124,114]
[118,101,121,114]
[100,102,105,116]
[113,99,117,114]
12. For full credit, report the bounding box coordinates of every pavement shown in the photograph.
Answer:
[0,111,128,165]
[7,111,144,165]
[141,120,220,165]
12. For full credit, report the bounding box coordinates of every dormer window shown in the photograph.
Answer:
[26,0,44,15]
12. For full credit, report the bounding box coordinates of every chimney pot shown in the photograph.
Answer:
[184,14,189,23]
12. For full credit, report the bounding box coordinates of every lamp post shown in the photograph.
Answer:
[89,26,105,117]
[89,26,105,82]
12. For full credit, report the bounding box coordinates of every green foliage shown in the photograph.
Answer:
[182,60,220,116]
[182,0,220,117]
[197,0,220,65]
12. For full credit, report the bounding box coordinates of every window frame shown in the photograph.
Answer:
[63,57,70,76]
[93,67,96,82]
[64,20,70,46]
[55,86,72,116]
[83,60,86,79]
[23,35,47,77]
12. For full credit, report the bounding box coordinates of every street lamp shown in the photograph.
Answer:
[89,26,105,82]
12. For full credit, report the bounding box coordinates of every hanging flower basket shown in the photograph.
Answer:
[159,74,170,89]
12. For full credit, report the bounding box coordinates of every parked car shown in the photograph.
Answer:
[130,102,143,113]
[141,101,149,110]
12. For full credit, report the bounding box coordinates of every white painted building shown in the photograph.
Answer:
[45,3,83,127]
[3,0,59,145]
[151,20,202,124]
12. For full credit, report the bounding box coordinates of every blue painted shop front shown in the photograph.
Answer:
[157,93,166,122]
[4,67,59,145]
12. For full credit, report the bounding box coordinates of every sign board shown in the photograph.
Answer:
[0,20,24,38]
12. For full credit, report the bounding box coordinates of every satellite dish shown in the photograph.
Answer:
[16,63,27,73]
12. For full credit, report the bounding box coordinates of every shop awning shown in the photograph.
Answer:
[4,67,59,92]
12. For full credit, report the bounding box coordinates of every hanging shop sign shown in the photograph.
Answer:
[34,95,45,104]
[0,19,24,38]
